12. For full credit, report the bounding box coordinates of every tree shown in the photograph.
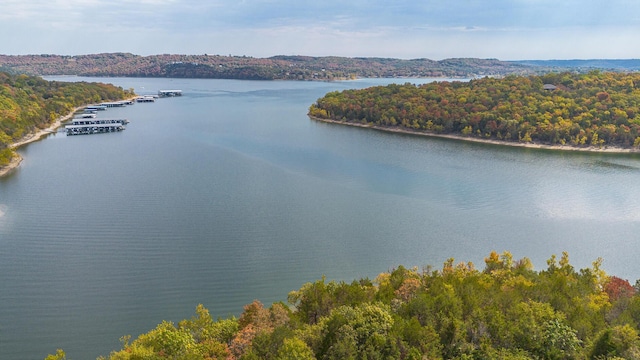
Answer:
[590,324,640,359]
[605,277,636,302]
[275,338,315,360]
[314,303,396,359]
[73,251,640,360]
[541,319,581,359]
[44,349,66,360]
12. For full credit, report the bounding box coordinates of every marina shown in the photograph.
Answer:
[67,102,134,135]
[65,89,180,136]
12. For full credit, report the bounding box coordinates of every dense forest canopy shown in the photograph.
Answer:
[46,251,640,360]
[0,72,131,166]
[309,72,640,149]
[0,53,536,80]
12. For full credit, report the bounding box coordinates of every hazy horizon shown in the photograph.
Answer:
[2,52,640,63]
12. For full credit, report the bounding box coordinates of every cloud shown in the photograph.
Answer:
[1,0,639,59]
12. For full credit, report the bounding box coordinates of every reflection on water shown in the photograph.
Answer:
[589,159,640,171]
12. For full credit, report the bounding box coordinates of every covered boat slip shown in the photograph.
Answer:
[85,105,107,111]
[158,90,182,97]
[65,123,125,135]
[99,102,127,107]
[83,100,133,112]
[70,118,129,125]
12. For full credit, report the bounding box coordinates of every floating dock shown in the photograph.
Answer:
[135,96,155,103]
[99,102,126,108]
[70,118,129,126]
[65,123,125,135]
[85,105,107,111]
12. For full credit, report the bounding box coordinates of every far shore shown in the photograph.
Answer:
[309,116,640,154]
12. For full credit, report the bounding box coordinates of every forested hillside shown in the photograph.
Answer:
[0,72,131,167]
[46,251,640,360]
[309,71,640,149]
[0,53,534,80]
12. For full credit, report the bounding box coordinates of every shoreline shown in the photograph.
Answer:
[0,106,80,177]
[0,96,137,177]
[309,116,640,154]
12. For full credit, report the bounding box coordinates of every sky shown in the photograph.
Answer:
[1,0,639,60]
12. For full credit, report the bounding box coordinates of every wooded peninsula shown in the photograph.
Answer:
[0,72,132,173]
[46,252,640,360]
[309,72,640,151]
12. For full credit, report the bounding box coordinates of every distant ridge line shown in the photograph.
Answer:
[1,53,639,80]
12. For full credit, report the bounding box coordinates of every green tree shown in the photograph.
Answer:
[275,338,315,360]
[590,324,640,359]
[44,349,66,360]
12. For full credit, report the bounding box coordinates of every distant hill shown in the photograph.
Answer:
[2,54,638,81]
[0,53,535,80]
[512,59,640,71]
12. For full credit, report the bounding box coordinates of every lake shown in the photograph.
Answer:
[1,77,640,360]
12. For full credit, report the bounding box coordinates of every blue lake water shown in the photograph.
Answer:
[1,77,640,359]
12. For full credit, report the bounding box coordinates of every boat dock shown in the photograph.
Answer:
[70,118,129,126]
[85,105,107,111]
[135,96,155,103]
[99,101,127,107]
[65,123,125,136]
